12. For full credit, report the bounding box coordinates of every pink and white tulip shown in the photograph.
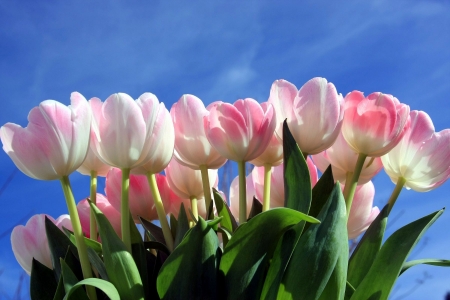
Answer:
[11,214,55,274]
[381,111,450,192]
[106,168,170,222]
[77,194,121,238]
[171,94,227,169]
[90,93,174,171]
[345,181,380,239]
[342,91,410,157]
[1,93,91,180]
[204,98,276,162]
[312,132,383,185]
[268,78,344,155]
[229,174,258,222]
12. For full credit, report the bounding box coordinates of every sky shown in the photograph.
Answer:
[0,0,449,299]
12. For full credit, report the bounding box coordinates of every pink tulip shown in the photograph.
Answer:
[312,132,383,184]
[90,93,174,171]
[165,157,218,200]
[77,194,121,238]
[381,111,450,192]
[229,174,258,221]
[55,214,73,232]
[106,168,170,222]
[204,98,276,162]
[11,214,56,274]
[342,91,410,157]
[1,93,91,180]
[345,181,380,239]
[252,158,319,208]
[171,94,227,169]
[268,78,344,155]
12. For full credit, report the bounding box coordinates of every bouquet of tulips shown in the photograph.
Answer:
[2,77,450,300]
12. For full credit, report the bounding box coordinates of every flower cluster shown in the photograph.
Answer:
[2,77,450,299]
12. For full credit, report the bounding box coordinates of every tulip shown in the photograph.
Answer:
[229,174,258,222]
[312,132,383,185]
[165,158,218,219]
[77,194,121,239]
[55,214,73,232]
[344,181,380,239]
[11,214,55,275]
[268,78,344,156]
[1,92,91,180]
[205,98,276,221]
[381,111,450,212]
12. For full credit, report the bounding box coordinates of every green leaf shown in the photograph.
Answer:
[90,201,144,299]
[53,275,65,300]
[30,258,58,300]
[62,227,103,255]
[140,216,166,246]
[283,120,312,213]
[63,278,120,300]
[217,226,232,248]
[277,183,348,300]
[174,202,190,248]
[351,209,444,300]
[60,259,89,300]
[401,259,450,275]
[86,247,108,280]
[248,197,263,220]
[157,217,220,299]
[219,208,319,299]
[347,205,389,289]
[143,241,171,255]
[170,213,177,240]
[213,188,238,233]
[345,282,356,300]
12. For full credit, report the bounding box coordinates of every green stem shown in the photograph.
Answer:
[60,176,97,300]
[147,173,174,251]
[262,163,272,212]
[121,168,131,253]
[89,171,98,241]
[344,153,367,217]
[342,171,354,196]
[387,177,406,215]
[190,196,198,221]
[238,161,247,223]
[199,164,213,218]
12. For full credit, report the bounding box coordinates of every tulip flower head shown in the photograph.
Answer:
[1,93,91,180]
[229,174,258,222]
[381,111,450,192]
[342,91,410,157]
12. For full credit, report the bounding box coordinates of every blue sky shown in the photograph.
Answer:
[1,0,450,298]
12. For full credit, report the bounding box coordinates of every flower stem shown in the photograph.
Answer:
[60,176,97,300]
[262,163,272,212]
[238,161,247,223]
[199,164,212,218]
[344,153,367,217]
[121,168,131,253]
[89,171,98,241]
[342,171,354,196]
[190,196,198,221]
[147,173,174,251]
[387,177,406,215]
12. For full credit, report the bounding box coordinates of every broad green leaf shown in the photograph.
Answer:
[90,202,144,300]
[157,217,220,299]
[170,213,177,240]
[248,197,263,220]
[143,241,171,255]
[174,202,190,248]
[219,208,319,300]
[64,278,120,300]
[139,216,166,246]
[62,227,102,255]
[283,120,312,213]
[345,282,356,300]
[30,258,57,300]
[277,183,348,300]
[347,205,388,289]
[351,209,444,300]
[213,188,238,232]
[401,259,450,275]
[60,259,89,300]
[86,247,108,280]
[217,226,232,248]
[129,214,150,300]
[53,275,65,300]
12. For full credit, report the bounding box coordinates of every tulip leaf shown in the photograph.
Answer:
[63,278,120,300]
[157,217,220,299]
[219,208,319,299]
[276,183,348,300]
[400,259,450,275]
[350,209,444,300]
[283,120,312,214]
[347,205,389,289]
[217,226,232,248]
[148,251,164,298]
[139,216,166,246]
[213,188,238,233]
[60,259,89,300]
[248,196,263,220]
[90,201,144,299]
[345,281,356,300]
[86,247,108,280]
[30,258,58,300]
[143,241,171,255]
[62,227,102,255]
[170,213,177,240]
[174,202,190,248]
